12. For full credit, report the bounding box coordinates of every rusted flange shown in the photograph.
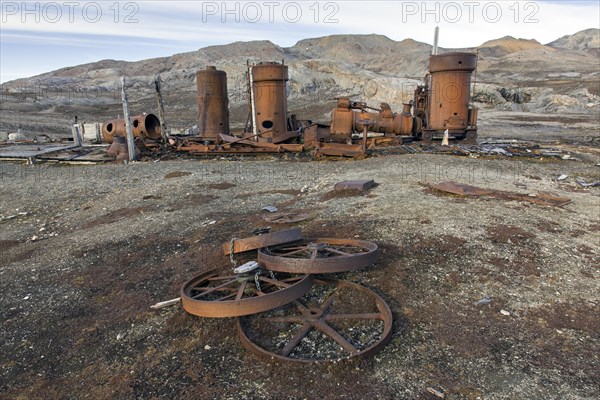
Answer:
[237,278,393,362]
[181,267,313,318]
[222,228,303,255]
[263,212,310,224]
[257,238,378,274]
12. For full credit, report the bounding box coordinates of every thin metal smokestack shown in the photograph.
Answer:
[433,26,439,55]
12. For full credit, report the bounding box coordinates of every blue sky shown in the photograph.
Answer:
[1,0,599,83]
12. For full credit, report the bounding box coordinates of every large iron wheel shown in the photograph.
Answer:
[258,238,378,273]
[181,267,313,318]
[237,278,393,362]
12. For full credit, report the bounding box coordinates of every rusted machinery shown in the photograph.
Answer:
[196,66,230,138]
[415,52,478,141]
[101,113,161,143]
[248,61,291,142]
[179,228,392,362]
[330,97,422,141]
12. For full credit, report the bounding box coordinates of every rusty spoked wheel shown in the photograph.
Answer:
[237,278,393,362]
[257,238,378,273]
[181,267,313,318]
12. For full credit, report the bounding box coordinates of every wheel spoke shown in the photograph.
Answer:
[235,280,248,300]
[264,315,305,324]
[215,293,237,301]
[293,300,308,313]
[279,248,308,257]
[315,321,358,354]
[324,247,352,256]
[319,291,338,312]
[191,278,239,298]
[207,275,237,281]
[326,313,382,320]
[280,322,313,357]
[258,276,291,288]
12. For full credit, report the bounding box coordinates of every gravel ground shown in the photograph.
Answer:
[1,141,599,399]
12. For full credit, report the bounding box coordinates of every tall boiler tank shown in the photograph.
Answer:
[426,52,477,138]
[196,66,230,138]
[250,62,289,141]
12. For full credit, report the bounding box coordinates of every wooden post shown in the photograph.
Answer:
[71,124,82,147]
[154,75,168,142]
[120,77,136,161]
[95,123,101,143]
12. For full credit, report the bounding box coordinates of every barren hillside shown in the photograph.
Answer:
[0,29,598,136]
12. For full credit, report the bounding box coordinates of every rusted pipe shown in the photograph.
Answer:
[101,114,161,143]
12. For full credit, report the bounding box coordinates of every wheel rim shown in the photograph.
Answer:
[258,238,379,273]
[237,278,393,362]
[181,267,313,318]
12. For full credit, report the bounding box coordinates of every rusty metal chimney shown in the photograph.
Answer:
[432,26,439,55]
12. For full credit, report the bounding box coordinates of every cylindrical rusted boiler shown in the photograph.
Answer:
[427,52,477,131]
[196,66,230,138]
[251,62,288,140]
[101,114,161,143]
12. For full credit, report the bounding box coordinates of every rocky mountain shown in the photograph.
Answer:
[548,28,600,52]
[1,29,598,136]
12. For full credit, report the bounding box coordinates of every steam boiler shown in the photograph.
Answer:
[248,61,289,142]
[415,52,478,141]
[196,66,230,139]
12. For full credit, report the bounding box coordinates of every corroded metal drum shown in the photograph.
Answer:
[251,62,289,140]
[427,52,477,131]
[196,66,230,138]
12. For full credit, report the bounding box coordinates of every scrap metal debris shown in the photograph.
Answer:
[263,212,310,224]
[177,228,391,362]
[577,180,600,188]
[222,228,302,255]
[334,180,376,191]
[428,181,572,207]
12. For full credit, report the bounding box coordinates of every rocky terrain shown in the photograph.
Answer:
[0,29,598,137]
[1,145,599,399]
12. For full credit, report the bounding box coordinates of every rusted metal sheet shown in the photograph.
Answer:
[181,267,313,318]
[314,142,364,157]
[429,181,493,196]
[196,66,230,138]
[101,114,161,143]
[237,278,393,362]
[428,181,571,207]
[222,228,303,255]
[334,180,375,191]
[258,238,379,274]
